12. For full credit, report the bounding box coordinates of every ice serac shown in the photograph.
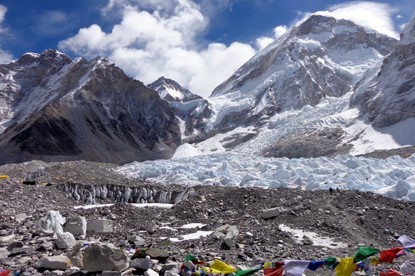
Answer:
[209,15,396,129]
[351,12,415,127]
[148,76,202,102]
[0,50,181,165]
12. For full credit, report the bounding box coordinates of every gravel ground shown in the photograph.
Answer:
[1,160,415,275]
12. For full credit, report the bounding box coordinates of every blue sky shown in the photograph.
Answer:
[0,0,413,97]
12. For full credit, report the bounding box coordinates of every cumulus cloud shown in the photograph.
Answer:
[315,1,399,39]
[255,25,288,50]
[0,4,12,64]
[59,0,255,98]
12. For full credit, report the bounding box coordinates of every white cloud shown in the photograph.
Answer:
[59,0,255,98]
[0,4,7,34]
[255,37,274,50]
[0,4,12,64]
[315,1,399,39]
[274,25,287,38]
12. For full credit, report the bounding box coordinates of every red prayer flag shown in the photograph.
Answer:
[379,268,402,276]
[264,267,284,276]
[380,247,403,263]
[0,271,11,276]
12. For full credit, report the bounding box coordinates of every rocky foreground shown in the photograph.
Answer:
[1,161,415,275]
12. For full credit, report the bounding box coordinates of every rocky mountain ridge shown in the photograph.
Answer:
[0,50,181,165]
[0,13,414,165]
[148,77,202,103]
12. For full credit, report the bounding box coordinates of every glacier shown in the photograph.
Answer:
[117,91,415,202]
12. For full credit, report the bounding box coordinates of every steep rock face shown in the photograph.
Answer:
[147,76,212,143]
[209,15,397,130]
[0,50,181,165]
[351,13,415,127]
[148,76,202,102]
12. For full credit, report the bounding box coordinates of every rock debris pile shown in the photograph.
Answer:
[1,161,415,275]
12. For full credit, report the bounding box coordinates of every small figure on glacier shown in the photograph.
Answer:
[329,187,333,195]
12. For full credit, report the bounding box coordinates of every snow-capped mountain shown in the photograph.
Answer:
[209,15,396,128]
[176,14,414,158]
[351,13,415,127]
[0,50,181,165]
[148,77,202,102]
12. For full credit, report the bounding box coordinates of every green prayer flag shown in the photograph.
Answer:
[325,257,338,268]
[354,246,380,263]
[234,268,261,276]
[185,254,198,262]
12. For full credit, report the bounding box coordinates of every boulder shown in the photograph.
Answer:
[160,263,180,275]
[87,219,113,233]
[0,234,16,246]
[130,258,155,271]
[146,248,169,263]
[224,226,239,248]
[261,206,286,219]
[63,216,87,239]
[83,243,128,272]
[38,255,71,270]
[6,241,24,252]
[67,242,84,268]
[215,224,231,234]
[54,232,76,250]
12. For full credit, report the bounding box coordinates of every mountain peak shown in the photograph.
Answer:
[148,77,202,102]
[400,12,415,45]
[15,49,72,66]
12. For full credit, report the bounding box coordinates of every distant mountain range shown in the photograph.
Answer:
[0,13,414,165]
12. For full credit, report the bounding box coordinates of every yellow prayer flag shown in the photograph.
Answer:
[210,259,237,275]
[263,262,273,269]
[335,257,355,276]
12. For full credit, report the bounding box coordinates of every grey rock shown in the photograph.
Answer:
[87,219,114,233]
[83,243,128,272]
[224,226,239,248]
[146,248,169,263]
[37,255,71,270]
[54,232,76,250]
[7,241,24,251]
[8,246,33,257]
[261,206,286,219]
[129,258,155,270]
[0,234,16,246]
[63,216,87,239]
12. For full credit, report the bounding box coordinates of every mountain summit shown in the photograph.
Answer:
[148,77,202,102]
[0,50,181,165]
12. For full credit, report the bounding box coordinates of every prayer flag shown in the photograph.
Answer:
[0,270,11,276]
[379,247,404,263]
[379,269,402,276]
[234,267,261,276]
[284,260,310,276]
[210,259,237,274]
[354,246,380,263]
[185,254,204,264]
[335,257,355,276]
[263,267,284,276]
[398,235,415,248]
[325,257,338,268]
[307,260,326,271]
